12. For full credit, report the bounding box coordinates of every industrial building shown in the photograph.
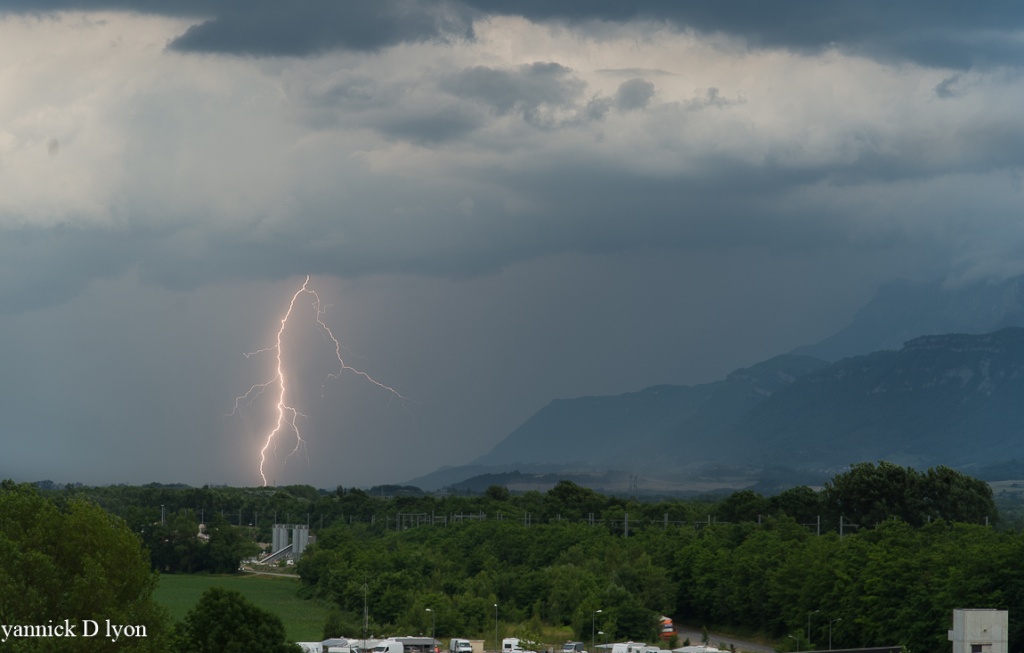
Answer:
[949,609,1008,653]
[261,523,310,564]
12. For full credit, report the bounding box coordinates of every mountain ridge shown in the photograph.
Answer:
[471,354,828,468]
[736,328,1024,471]
[408,276,1024,492]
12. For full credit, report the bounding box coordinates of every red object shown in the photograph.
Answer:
[659,616,676,640]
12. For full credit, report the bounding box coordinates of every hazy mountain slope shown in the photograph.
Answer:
[795,276,1024,361]
[473,354,827,467]
[736,328,1024,470]
[471,382,720,466]
[404,463,572,492]
[625,354,830,462]
[419,275,1024,492]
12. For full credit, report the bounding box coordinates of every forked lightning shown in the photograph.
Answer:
[230,275,407,485]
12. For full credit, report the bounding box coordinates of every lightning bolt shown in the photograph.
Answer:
[230,275,408,486]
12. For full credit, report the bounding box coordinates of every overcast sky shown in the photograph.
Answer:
[2,2,1023,488]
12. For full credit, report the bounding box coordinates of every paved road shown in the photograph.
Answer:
[674,628,776,653]
[239,568,301,579]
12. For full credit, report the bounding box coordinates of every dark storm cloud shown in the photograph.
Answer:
[291,59,587,143]
[373,108,488,144]
[0,0,204,14]
[465,0,1024,70]
[291,72,488,143]
[682,88,742,111]
[935,74,964,99]
[1,166,820,312]
[0,0,474,56]
[614,78,654,111]
[169,0,473,56]
[441,62,586,115]
[9,111,1023,314]
[3,2,1024,311]
[0,226,134,312]
[2,0,1022,66]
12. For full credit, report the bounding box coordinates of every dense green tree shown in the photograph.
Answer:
[824,461,997,528]
[204,513,260,573]
[823,461,923,527]
[374,573,414,624]
[0,481,170,652]
[921,465,998,525]
[32,466,1023,652]
[485,485,511,501]
[324,609,370,640]
[716,490,770,523]
[334,487,380,521]
[544,481,606,521]
[143,509,205,573]
[281,484,321,503]
[171,587,301,653]
[768,485,823,524]
[612,601,659,641]
[545,564,600,624]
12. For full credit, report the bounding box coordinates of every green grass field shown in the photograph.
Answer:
[153,572,332,642]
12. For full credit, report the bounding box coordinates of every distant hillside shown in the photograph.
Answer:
[795,275,1024,361]
[412,274,1024,493]
[628,353,830,464]
[405,463,577,492]
[450,328,1024,492]
[471,383,717,467]
[472,354,828,468]
[733,328,1024,472]
[444,470,619,495]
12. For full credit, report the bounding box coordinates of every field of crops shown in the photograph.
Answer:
[153,572,331,642]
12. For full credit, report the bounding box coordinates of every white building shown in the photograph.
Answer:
[948,609,1008,653]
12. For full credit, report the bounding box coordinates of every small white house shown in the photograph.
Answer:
[948,609,1008,653]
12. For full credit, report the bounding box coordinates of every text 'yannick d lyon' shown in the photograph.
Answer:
[1,619,147,643]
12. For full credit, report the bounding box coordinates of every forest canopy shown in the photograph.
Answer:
[13,462,1015,653]
[0,480,170,652]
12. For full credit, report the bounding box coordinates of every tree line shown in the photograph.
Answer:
[0,480,299,652]
[7,461,1015,652]
[46,461,1001,582]
[295,464,1016,653]
[57,460,1000,542]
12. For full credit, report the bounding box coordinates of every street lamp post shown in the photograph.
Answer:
[426,608,435,645]
[494,604,499,653]
[363,582,369,643]
[807,610,819,649]
[592,610,602,653]
[787,635,800,652]
[828,618,842,651]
